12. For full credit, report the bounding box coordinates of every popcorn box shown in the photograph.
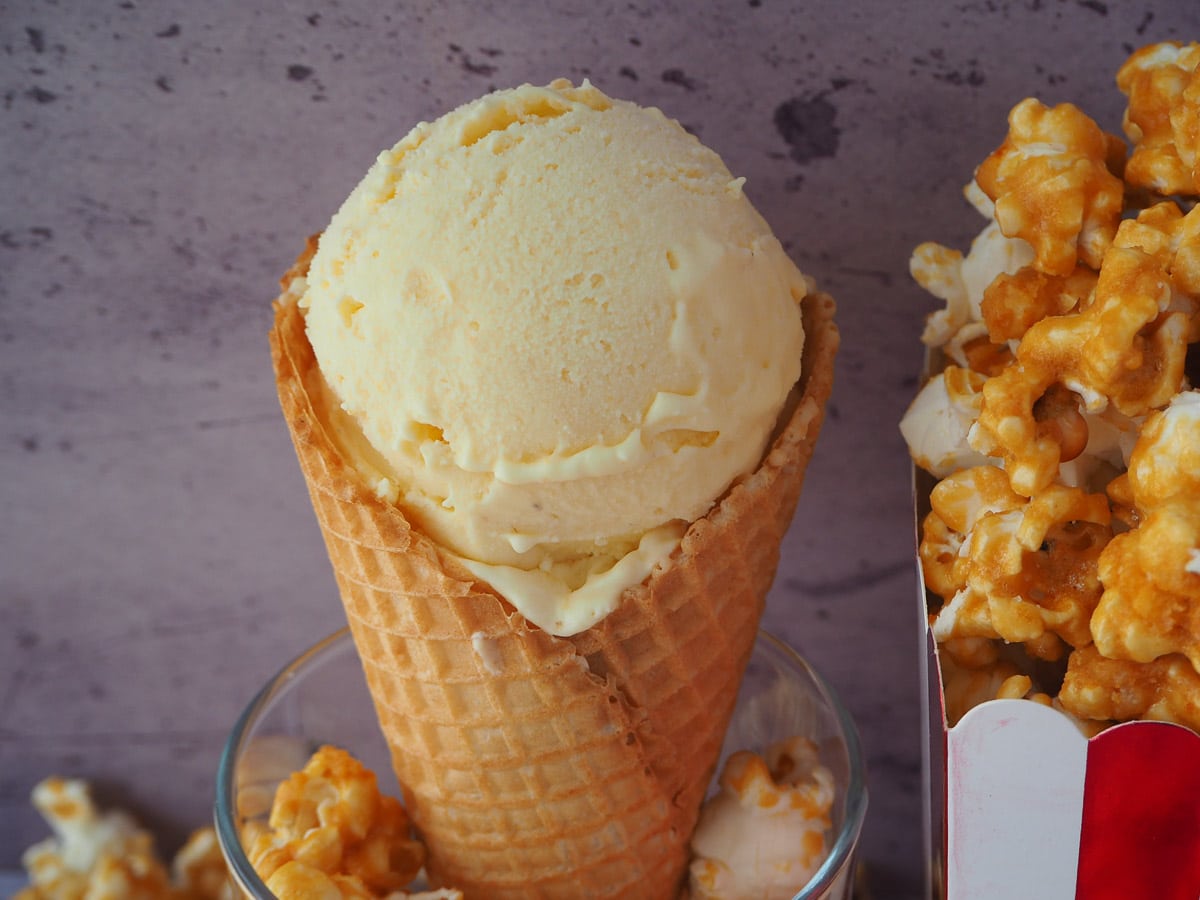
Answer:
[900,37,1200,899]
[916,474,1200,900]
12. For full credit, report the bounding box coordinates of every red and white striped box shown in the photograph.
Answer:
[917,520,1200,899]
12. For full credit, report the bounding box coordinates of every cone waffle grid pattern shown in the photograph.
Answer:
[270,239,839,898]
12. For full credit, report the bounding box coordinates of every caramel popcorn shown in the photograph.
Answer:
[171,829,235,900]
[939,651,1023,726]
[911,240,984,364]
[1060,645,1200,733]
[912,182,1035,369]
[928,476,1111,658]
[899,366,991,480]
[995,673,1109,737]
[1113,200,1200,341]
[919,465,1024,603]
[975,98,1126,276]
[979,264,1095,344]
[970,243,1188,496]
[688,737,834,900]
[1090,393,1200,672]
[904,40,1200,734]
[1117,41,1200,196]
[15,777,231,900]
[244,745,435,900]
[940,645,1108,736]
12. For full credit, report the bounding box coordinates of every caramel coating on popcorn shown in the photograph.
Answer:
[1090,395,1200,674]
[171,829,234,900]
[912,200,1035,372]
[720,738,834,824]
[971,245,1188,495]
[1117,41,1200,196]
[931,480,1108,662]
[941,648,1108,734]
[1060,645,1200,733]
[980,265,1096,344]
[920,465,1023,603]
[1073,247,1188,415]
[1124,392,1200,507]
[1092,531,1200,671]
[1114,201,1200,342]
[940,635,1003,670]
[958,334,1015,377]
[923,468,1111,656]
[16,777,230,900]
[907,42,1200,733]
[244,745,426,900]
[913,241,970,346]
[975,99,1126,276]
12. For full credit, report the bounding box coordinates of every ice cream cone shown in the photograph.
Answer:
[270,238,839,898]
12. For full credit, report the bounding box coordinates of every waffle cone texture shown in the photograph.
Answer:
[270,238,839,898]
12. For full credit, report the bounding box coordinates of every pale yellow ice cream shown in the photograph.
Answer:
[296,78,806,636]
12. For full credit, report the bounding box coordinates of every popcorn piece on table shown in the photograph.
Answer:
[688,737,835,900]
[1089,392,1200,674]
[974,98,1126,276]
[18,777,175,900]
[1116,41,1200,197]
[1060,645,1200,734]
[924,467,1112,659]
[16,776,230,900]
[970,244,1191,496]
[244,744,438,900]
[171,828,236,900]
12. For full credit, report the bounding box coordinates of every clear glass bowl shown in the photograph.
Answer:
[215,628,867,899]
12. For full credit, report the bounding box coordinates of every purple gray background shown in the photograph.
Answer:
[2,1,1197,893]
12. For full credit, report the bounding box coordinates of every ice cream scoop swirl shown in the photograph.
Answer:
[299,79,806,634]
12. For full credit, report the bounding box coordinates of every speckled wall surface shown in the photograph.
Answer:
[1,0,1196,893]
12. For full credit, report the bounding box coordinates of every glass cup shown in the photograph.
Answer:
[215,628,867,899]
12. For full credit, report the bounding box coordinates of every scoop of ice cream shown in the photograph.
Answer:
[298,78,806,635]
[688,737,834,900]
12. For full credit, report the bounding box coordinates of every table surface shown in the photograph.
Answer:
[2,1,1196,892]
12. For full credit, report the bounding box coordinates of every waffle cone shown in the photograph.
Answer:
[269,238,839,898]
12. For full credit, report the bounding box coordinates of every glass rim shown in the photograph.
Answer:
[214,626,868,899]
[214,626,352,896]
[753,629,870,898]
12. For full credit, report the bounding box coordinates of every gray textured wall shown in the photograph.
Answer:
[2,0,1196,893]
